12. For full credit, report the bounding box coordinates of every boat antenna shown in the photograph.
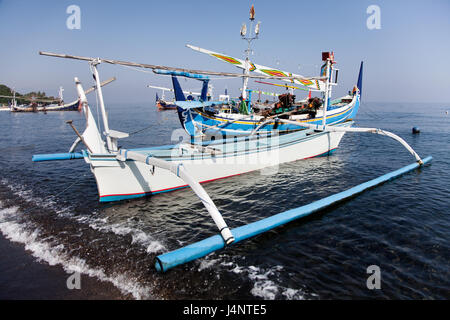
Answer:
[240,4,261,101]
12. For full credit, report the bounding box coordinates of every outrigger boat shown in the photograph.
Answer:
[148,84,202,110]
[1,79,115,112]
[165,7,359,137]
[6,87,78,112]
[12,100,81,112]
[33,50,431,272]
[178,47,360,137]
[163,54,360,138]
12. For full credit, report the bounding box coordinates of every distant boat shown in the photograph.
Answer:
[7,86,76,112]
[5,78,116,113]
[11,99,80,112]
[148,83,211,111]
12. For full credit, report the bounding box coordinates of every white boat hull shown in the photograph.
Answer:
[87,126,349,202]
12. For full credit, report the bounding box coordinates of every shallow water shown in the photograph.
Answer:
[0,102,449,299]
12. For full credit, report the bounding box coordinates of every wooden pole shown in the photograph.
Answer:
[65,120,93,153]
[39,51,326,82]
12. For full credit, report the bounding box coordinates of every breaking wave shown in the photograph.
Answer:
[0,201,153,300]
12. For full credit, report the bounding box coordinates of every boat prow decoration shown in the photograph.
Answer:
[357,61,364,99]
[186,44,326,91]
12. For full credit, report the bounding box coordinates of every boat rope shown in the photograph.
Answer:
[118,63,155,75]
[2,172,90,223]
[118,63,239,80]
[128,125,154,136]
[51,173,89,198]
[360,106,383,120]
[12,173,89,216]
[116,61,249,82]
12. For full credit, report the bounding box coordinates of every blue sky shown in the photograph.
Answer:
[1,0,449,103]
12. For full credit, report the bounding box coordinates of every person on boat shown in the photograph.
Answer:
[305,97,321,118]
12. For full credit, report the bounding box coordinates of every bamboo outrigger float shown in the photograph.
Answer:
[32,49,431,272]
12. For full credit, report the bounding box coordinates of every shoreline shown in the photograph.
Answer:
[0,233,129,300]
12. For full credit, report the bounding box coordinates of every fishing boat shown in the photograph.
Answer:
[33,50,431,272]
[34,53,350,202]
[167,56,360,138]
[2,79,115,112]
[14,100,81,112]
[41,87,81,111]
[148,72,217,111]
[148,84,201,110]
[166,7,359,137]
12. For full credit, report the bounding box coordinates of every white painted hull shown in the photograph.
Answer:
[86,126,349,202]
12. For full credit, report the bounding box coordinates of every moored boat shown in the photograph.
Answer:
[165,6,363,138]
[6,78,115,112]
[33,49,429,272]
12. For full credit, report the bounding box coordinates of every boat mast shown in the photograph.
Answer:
[58,86,64,103]
[10,89,17,110]
[240,5,260,101]
[322,54,332,126]
[90,59,113,151]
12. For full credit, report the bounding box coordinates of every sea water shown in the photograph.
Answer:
[0,102,448,299]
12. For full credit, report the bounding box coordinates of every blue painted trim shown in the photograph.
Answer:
[357,61,364,99]
[154,156,433,272]
[192,97,359,136]
[32,152,84,162]
[154,69,210,80]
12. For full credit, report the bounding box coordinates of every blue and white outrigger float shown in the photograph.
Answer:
[33,51,431,272]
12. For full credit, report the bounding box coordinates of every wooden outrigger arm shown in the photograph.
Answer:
[275,119,424,165]
[250,118,423,164]
[116,149,235,245]
[39,51,326,83]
